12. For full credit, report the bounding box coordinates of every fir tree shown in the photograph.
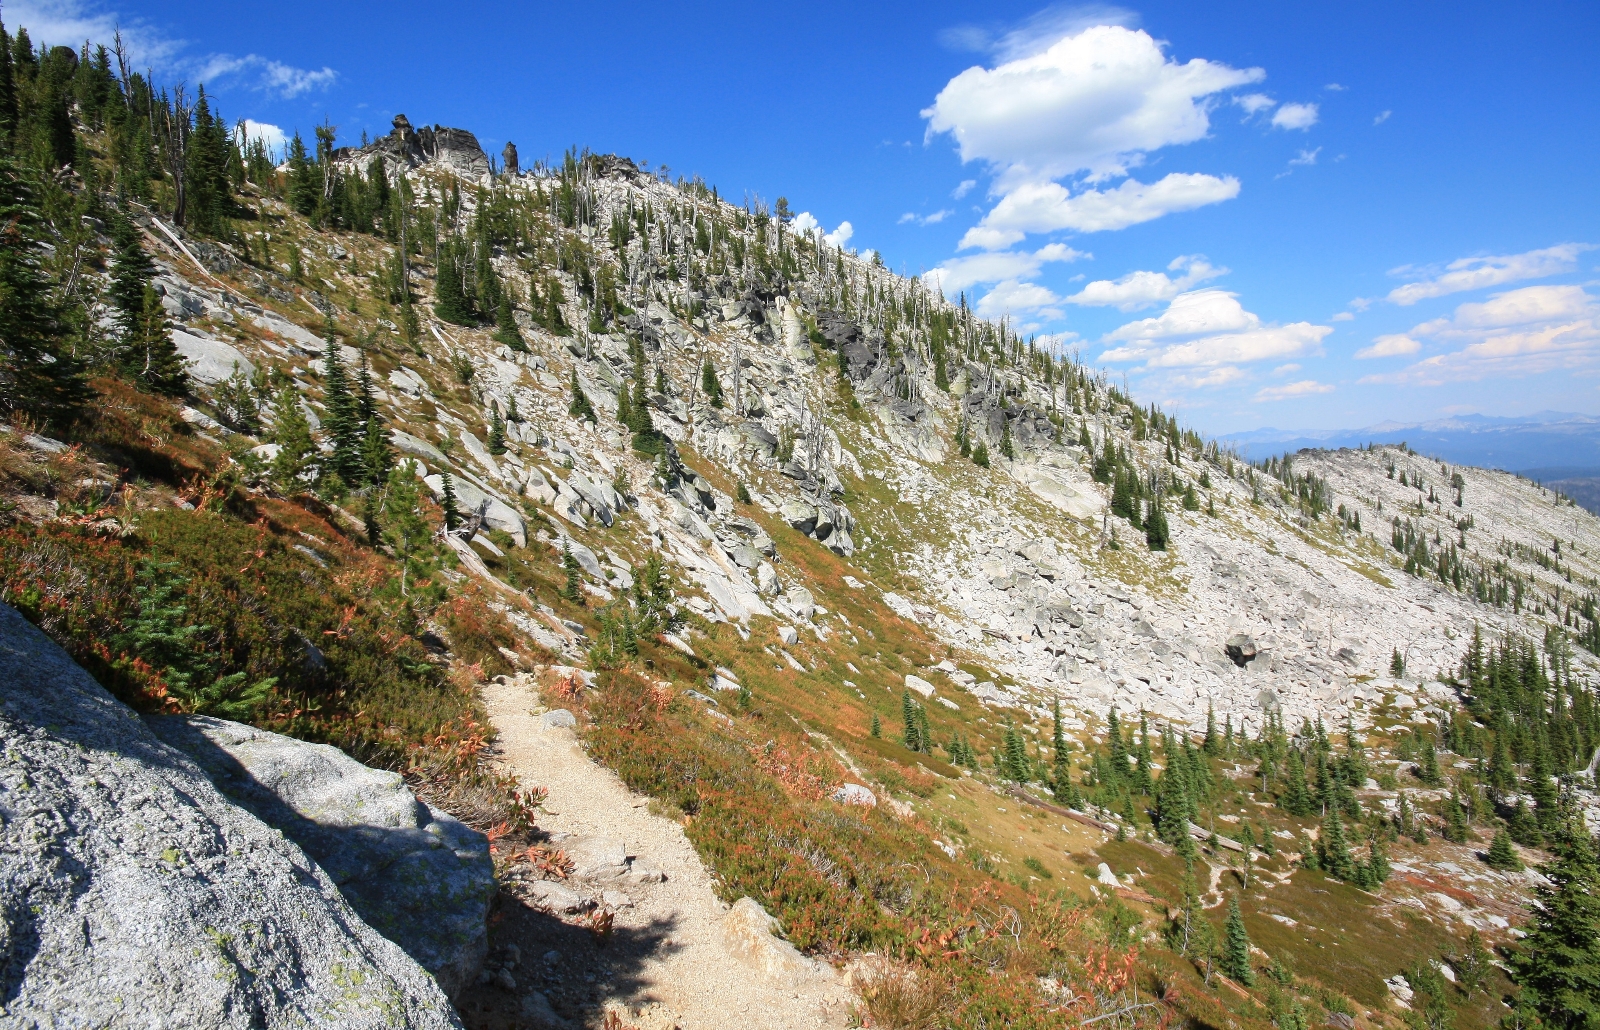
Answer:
[999,417,1015,460]
[569,369,596,423]
[901,691,922,752]
[1485,828,1523,871]
[322,338,363,482]
[870,712,881,738]
[1204,703,1220,755]
[493,294,526,351]
[1282,748,1316,816]
[701,356,723,408]
[1145,492,1170,550]
[488,410,507,455]
[439,471,462,531]
[269,387,318,492]
[1222,895,1255,985]
[0,160,86,425]
[1511,828,1600,1030]
[971,440,990,468]
[560,540,583,603]
[380,460,432,597]
[1319,808,1354,880]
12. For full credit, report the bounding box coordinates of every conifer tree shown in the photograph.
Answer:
[1204,703,1220,755]
[560,540,582,603]
[1222,896,1255,985]
[1282,748,1316,816]
[1510,828,1600,1030]
[971,440,990,467]
[1485,828,1523,871]
[701,355,723,408]
[0,160,86,425]
[494,294,527,351]
[1319,808,1354,880]
[439,471,462,531]
[1000,417,1015,460]
[569,369,595,423]
[901,691,921,752]
[1145,492,1170,550]
[270,387,318,492]
[322,338,363,482]
[380,460,431,598]
[488,410,506,455]
[870,712,881,738]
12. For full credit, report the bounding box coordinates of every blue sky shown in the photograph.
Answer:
[14,0,1600,435]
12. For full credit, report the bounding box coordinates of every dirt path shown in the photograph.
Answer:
[471,676,855,1030]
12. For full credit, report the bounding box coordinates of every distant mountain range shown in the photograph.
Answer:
[1222,411,1600,475]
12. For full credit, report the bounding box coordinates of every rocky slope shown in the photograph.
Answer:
[157,115,1600,742]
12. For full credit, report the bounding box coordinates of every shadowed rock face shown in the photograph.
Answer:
[0,603,463,1029]
[147,715,496,1000]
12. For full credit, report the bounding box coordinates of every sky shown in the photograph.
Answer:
[11,0,1600,436]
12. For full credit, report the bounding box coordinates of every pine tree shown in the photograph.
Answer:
[1204,703,1220,755]
[701,356,723,408]
[870,712,881,738]
[1485,828,1523,871]
[322,338,363,482]
[1182,482,1200,511]
[380,460,432,597]
[971,440,990,468]
[488,410,507,455]
[560,540,583,602]
[0,160,86,425]
[569,369,596,423]
[1145,492,1170,550]
[1282,748,1316,816]
[1000,418,1015,460]
[1511,826,1600,1030]
[270,387,318,492]
[1319,808,1354,880]
[126,283,188,396]
[493,294,526,351]
[439,471,462,531]
[1222,895,1255,985]
[901,691,921,752]
[1418,733,1441,786]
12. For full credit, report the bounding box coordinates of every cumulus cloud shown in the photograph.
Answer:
[1360,285,1600,385]
[239,118,287,153]
[1355,334,1421,359]
[924,242,1088,295]
[1255,380,1333,402]
[824,221,855,249]
[1233,92,1275,116]
[952,179,978,199]
[1270,102,1319,130]
[924,24,1262,184]
[789,211,821,235]
[975,279,1063,319]
[958,172,1239,247]
[1098,289,1332,368]
[1384,243,1593,305]
[1063,254,1224,310]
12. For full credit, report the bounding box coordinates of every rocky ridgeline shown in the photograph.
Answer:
[163,118,1600,741]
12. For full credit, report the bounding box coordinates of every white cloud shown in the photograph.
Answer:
[976,279,1063,319]
[1105,288,1256,341]
[959,172,1238,247]
[1360,285,1600,385]
[1063,254,1224,310]
[1255,380,1333,401]
[953,179,978,199]
[1331,311,1355,322]
[195,54,336,98]
[924,24,1261,186]
[4,0,180,65]
[239,118,286,153]
[1233,92,1275,116]
[1288,147,1320,167]
[824,221,855,249]
[924,242,1087,294]
[1270,102,1319,131]
[790,211,821,235]
[1355,334,1421,359]
[900,209,956,226]
[1384,244,1593,305]
[1271,363,1301,375]
[940,5,1143,63]
[1374,110,1392,125]
[1099,289,1332,368]
[1325,83,1347,91]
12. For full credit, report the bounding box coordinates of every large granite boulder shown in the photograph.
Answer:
[147,716,496,1000]
[0,603,462,1028]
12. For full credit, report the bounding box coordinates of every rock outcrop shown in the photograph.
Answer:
[147,715,496,1000]
[0,604,463,1028]
[340,113,490,178]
